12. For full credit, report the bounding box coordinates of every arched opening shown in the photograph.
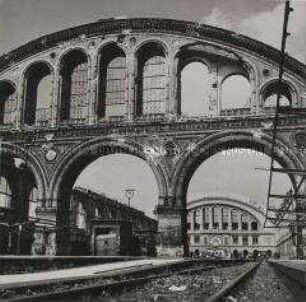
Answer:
[59,49,88,123]
[0,176,12,209]
[241,213,249,231]
[262,81,292,108]
[231,209,239,231]
[136,43,167,118]
[221,74,250,111]
[194,248,200,258]
[23,62,52,126]
[178,133,301,256]
[222,207,229,230]
[212,206,219,229]
[251,220,258,231]
[187,147,293,205]
[232,249,239,259]
[0,155,38,255]
[97,44,126,120]
[179,62,210,117]
[203,207,209,230]
[28,186,38,218]
[193,209,200,230]
[0,81,16,126]
[55,150,160,256]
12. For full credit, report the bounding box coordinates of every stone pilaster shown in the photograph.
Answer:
[209,63,219,117]
[190,210,194,232]
[154,204,184,257]
[51,66,60,127]
[228,209,232,231]
[35,205,57,255]
[249,72,257,115]
[209,206,213,230]
[87,51,98,125]
[126,53,136,121]
[238,211,242,231]
[199,209,204,230]
[167,55,178,117]
[219,207,223,230]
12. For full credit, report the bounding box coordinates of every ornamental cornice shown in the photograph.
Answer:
[0,115,305,143]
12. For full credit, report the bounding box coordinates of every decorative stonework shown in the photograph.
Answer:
[0,17,305,257]
[0,18,304,78]
[294,132,306,149]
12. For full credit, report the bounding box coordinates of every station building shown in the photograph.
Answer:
[187,194,277,258]
[0,186,158,256]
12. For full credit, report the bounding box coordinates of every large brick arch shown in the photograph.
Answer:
[0,142,48,201]
[0,18,304,256]
[172,130,305,208]
[50,137,169,206]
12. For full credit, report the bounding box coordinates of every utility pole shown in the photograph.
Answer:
[264,0,305,259]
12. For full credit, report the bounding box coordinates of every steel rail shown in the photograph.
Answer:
[0,260,249,302]
[205,261,261,302]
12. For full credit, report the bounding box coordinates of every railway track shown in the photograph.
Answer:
[1,260,303,302]
[0,259,250,301]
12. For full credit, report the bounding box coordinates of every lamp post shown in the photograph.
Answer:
[125,189,136,222]
[125,189,135,208]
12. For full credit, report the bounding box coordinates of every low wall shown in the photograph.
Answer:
[269,261,306,289]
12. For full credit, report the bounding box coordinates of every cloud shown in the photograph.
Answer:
[202,2,306,63]
[200,8,234,30]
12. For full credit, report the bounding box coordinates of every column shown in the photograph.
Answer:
[16,77,23,128]
[190,210,194,231]
[248,235,252,248]
[87,51,97,125]
[202,208,206,230]
[51,65,60,127]
[209,63,219,117]
[249,72,257,115]
[248,221,252,232]
[0,223,10,254]
[167,55,178,117]
[199,208,204,230]
[209,207,213,230]
[90,227,96,255]
[126,52,136,121]
[155,203,184,257]
[228,209,232,231]
[238,211,242,231]
[219,207,223,230]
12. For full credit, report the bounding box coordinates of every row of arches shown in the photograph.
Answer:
[0,42,295,126]
[0,130,301,255]
[0,130,300,211]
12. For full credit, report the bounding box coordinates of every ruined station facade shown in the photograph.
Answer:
[187,194,277,259]
[0,18,305,256]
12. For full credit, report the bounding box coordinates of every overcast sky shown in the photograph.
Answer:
[0,0,303,217]
[0,0,305,61]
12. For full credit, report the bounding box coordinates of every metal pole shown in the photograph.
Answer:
[265,0,293,228]
[125,189,135,221]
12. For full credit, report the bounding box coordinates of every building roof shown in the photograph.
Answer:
[72,187,157,224]
[187,193,266,221]
[0,18,305,79]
